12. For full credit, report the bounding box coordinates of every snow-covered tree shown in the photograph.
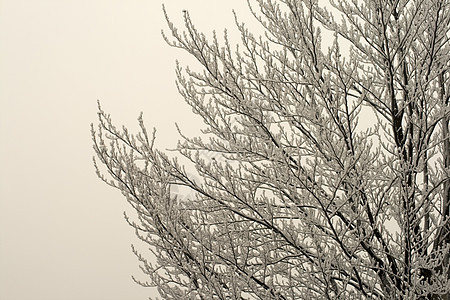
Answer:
[92,0,450,298]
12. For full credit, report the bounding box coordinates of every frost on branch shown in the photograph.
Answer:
[92,0,450,299]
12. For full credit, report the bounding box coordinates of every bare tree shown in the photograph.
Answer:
[92,0,450,298]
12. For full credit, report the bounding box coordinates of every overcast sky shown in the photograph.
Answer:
[0,1,251,299]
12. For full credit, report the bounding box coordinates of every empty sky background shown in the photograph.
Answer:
[0,1,255,299]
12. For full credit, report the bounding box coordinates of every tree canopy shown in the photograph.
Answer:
[92,0,450,298]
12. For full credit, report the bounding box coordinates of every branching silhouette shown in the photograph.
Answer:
[92,0,450,298]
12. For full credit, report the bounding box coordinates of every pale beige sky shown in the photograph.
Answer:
[0,1,250,299]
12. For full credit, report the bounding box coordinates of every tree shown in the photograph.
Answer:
[91,0,450,298]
